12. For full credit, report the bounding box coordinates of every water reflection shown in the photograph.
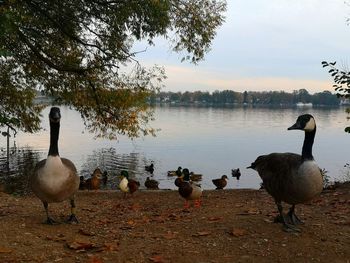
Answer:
[0,105,349,194]
[80,148,151,190]
[0,147,41,195]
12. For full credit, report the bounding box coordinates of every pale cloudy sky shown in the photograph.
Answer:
[136,0,350,94]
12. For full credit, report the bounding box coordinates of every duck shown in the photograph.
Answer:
[145,163,154,174]
[144,177,159,190]
[177,168,202,208]
[167,166,182,177]
[212,175,229,189]
[30,107,79,224]
[79,176,87,190]
[102,171,108,186]
[89,168,102,190]
[231,168,241,180]
[248,114,323,232]
[189,171,202,181]
[119,170,140,198]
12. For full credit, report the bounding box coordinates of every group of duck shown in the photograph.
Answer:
[29,107,323,233]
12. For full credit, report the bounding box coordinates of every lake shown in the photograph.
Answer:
[0,105,349,192]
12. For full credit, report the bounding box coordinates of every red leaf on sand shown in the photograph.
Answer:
[149,255,166,262]
[0,247,12,253]
[229,228,246,237]
[67,241,95,251]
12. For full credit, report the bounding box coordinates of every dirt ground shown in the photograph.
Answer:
[0,183,349,263]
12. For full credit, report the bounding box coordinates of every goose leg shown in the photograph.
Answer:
[276,202,301,233]
[67,199,79,224]
[43,201,56,225]
[287,205,304,225]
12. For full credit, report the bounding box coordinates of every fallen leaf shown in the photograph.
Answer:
[229,228,246,237]
[88,256,104,263]
[193,231,211,237]
[78,229,95,236]
[207,216,223,222]
[0,247,12,253]
[103,242,119,252]
[66,241,96,251]
[149,255,166,263]
[163,231,177,240]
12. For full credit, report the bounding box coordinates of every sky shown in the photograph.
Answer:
[135,0,350,94]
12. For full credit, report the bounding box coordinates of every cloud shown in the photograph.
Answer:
[163,65,333,94]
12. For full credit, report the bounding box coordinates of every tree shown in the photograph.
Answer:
[0,0,227,138]
[322,61,350,133]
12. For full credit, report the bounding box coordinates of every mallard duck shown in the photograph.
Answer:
[144,177,159,189]
[248,114,323,232]
[231,168,241,180]
[178,168,202,208]
[189,171,202,181]
[119,170,140,198]
[30,107,79,224]
[167,166,182,176]
[212,175,228,189]
[145,163,154,174]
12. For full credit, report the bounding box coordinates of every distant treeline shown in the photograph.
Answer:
[150,89,341,106]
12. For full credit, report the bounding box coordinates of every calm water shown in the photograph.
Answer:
[0,105,349,192]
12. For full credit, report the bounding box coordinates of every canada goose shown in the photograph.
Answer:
[144,177,159,189]
[231,168,241,180]
[119,170,140,198]
[30,107,79,224]
[167,166,182,177]
[212,175,229,189]
[145,163,154,174]
[248,114,323,232]
[178,168,202,208]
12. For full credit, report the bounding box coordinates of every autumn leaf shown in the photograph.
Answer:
[87,256,104,263]
[66,241,96,251]
[78,229,95,236]
[229,228,246,237]
[207,216,223,222]
[149,255,166,263]
[163,231,177,240]
[0,247,12,253]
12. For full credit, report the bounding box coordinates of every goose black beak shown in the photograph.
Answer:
[288,122,302,130]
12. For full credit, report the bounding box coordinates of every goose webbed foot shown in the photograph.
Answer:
[67,214,79,224]
[275,202,301,233]
[45,217,57,225]
[287,206,304,225]
[282,223,301,233]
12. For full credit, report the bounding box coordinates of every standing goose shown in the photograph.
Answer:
[248,114,323,232]
[31,107,79,224]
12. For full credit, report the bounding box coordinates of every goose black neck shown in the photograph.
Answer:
[301,127,316,161]
[48,121,60,156]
